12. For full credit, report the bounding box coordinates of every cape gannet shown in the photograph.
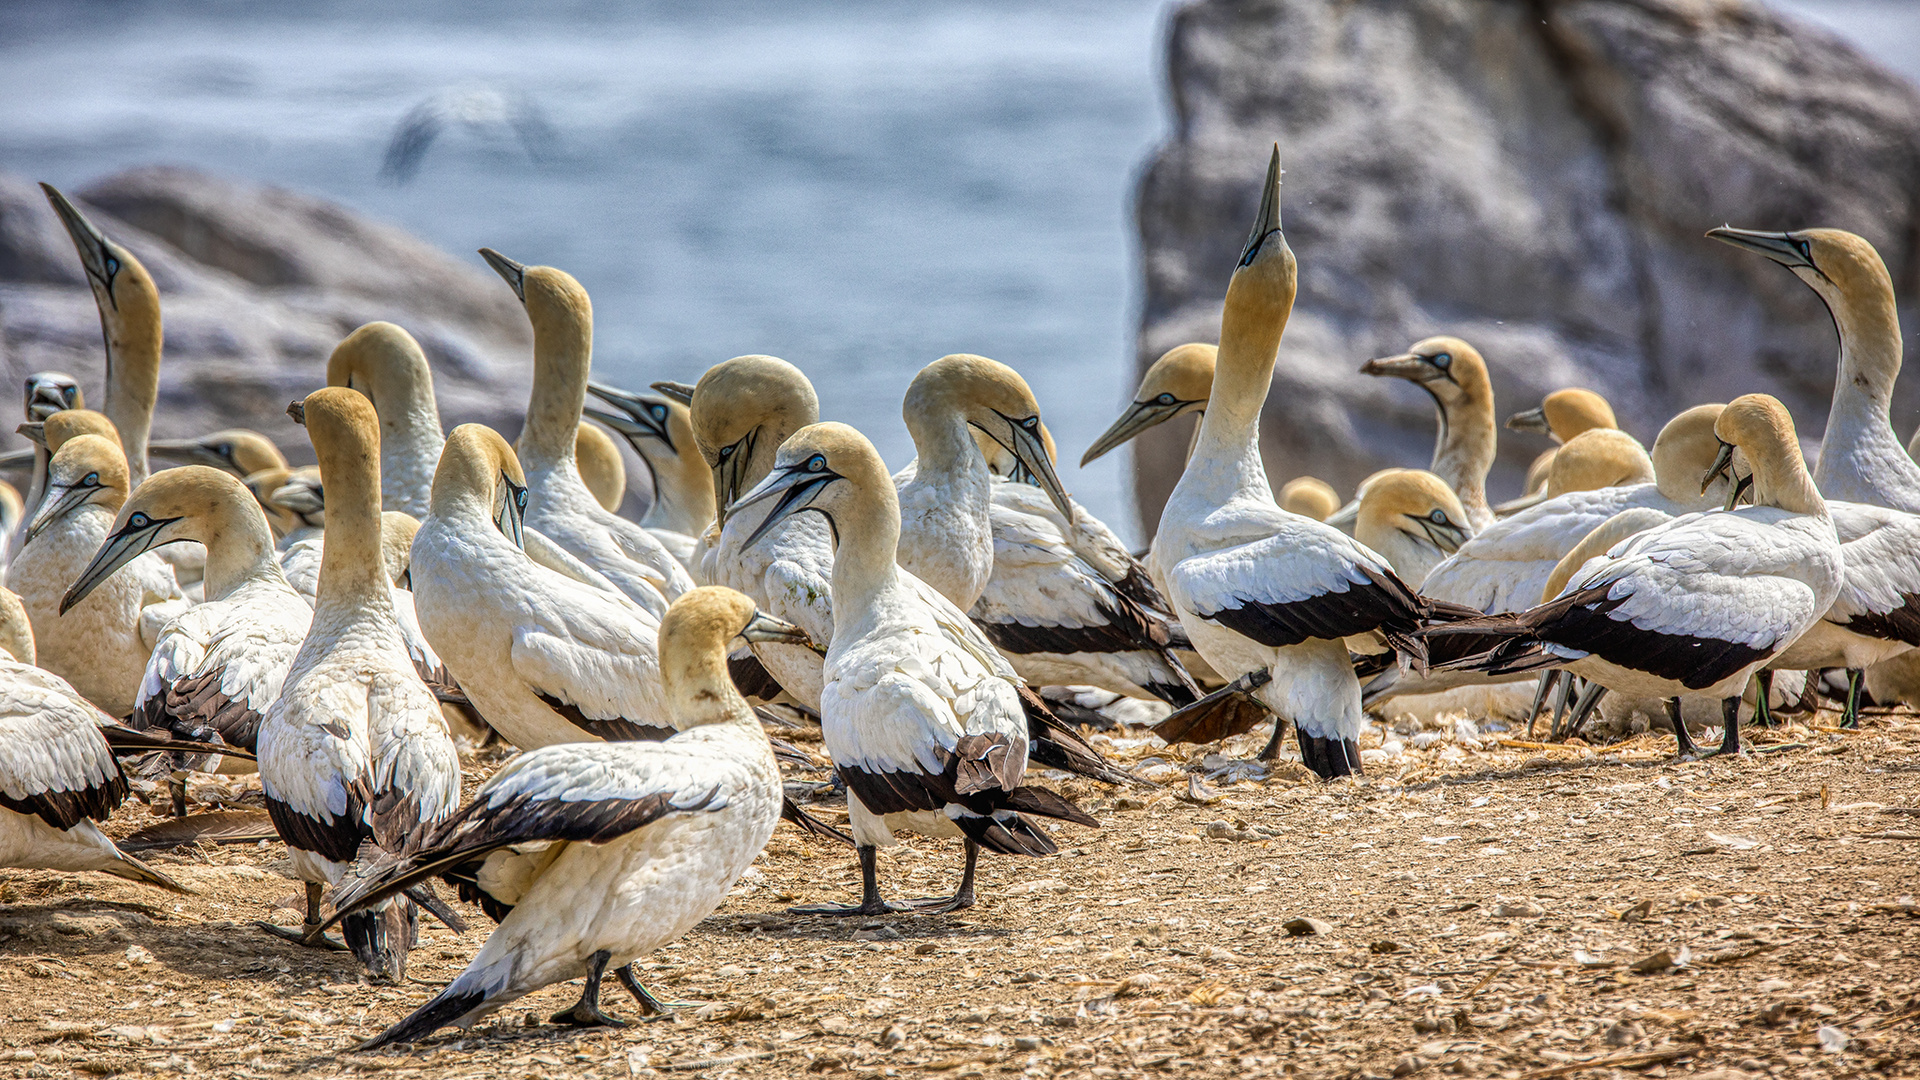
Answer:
[11,371,84,552]
[584,383,714,570]
[326,321,447,520]
[1148,148,1453,777]
[0,586,189,892]
[479,249,693,614]
[1279,477,1340,522]
[1360,336,1498,531]
[733,422,1098,914]
[575,421,626,512]
[256,388,460,981]
[63,466,311,815]
[1493,428,1653,516]
[324,587,792,1048]
[1426,394,1842,758]
[149,429,288,483]
[1081,343,1216,469]
[1348,470,1472,587]
[1507,388,1618,497]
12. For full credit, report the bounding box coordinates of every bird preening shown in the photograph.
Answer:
[4,141,1912,1053]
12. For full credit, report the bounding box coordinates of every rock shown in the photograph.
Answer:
[1130,0,1920,530]
[0,167,534,469]
[1282,916,1334,936]
[1492,900,1546,919]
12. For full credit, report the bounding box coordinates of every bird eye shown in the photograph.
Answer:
[1155,393,1176,406]
[649,405,668,423]
[1431,353,1452,369]
[1795,239,1813,262]
[104,256,120,276]
[806,454,827,472]
[516,488,528,510]
[82,471,100,487]
[129,512,149,528]
[1021,417,1040,431]
[215,443,231,457]
[1429,510,1446,523]
[717,445,734,460]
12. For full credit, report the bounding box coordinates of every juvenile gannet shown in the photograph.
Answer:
[323,587,793,1048]
[1427,394,1842,757]
[149,429,288,482]
[1280,477,1340,522]
[64,466,311,815]
[0,587,189,892]
[584,383,714,569]
[326,322,447,520]
[1148,149,1450,777]
[1709,227,1920,512]
[1493,428,1653,515]
[1350,470,1472,587]
[479,249,692,614]
[14,433,185,715]
[734,422,1097,914]
[256,388,460,980]
[1361,336,1498,530]
[575,422,626,512]
[1508,388,1618,496]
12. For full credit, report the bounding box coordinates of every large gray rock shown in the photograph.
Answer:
[0,167,535,468]
[1130,0,1920,536]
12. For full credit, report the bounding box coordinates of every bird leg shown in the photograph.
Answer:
[1842,668,1864,730]
[895,840,978,914]
[550,949,626,1028]
[1525,671,1560,739]
[1753,670,1776,728]
[256,882,348,950]
[789,845,902,917]
[1666,697,1700,759]
[1549,675,1579,739]
[1710,695,1745,756]
[1256,718,1290,761]
[615,964,697,1019]
[1560,682,1607,743]
[169,772,189,818]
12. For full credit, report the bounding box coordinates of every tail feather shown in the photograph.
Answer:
[1002,783,1098,828]
[779,796,856,847]
[357,984,491,1052]
[957,811,1058,856]
[105,849,195,894]
[1017,684,1144,787]
[1296,731,1361,781]
[342,899,416,984]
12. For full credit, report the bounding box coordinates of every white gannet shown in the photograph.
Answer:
[1148,148,1447,777]
[1081,342,1216,469]
[1360,336,1498,530]
[14,431,185,716]
[256,387,460,981]
[1507,388,1618,497]
[584,383,715,571]
[479,249,693,614]
[1426,394,1842,757]
[1709,227,1920,512]
[326,321,447,520]
[11,371,84,552]
[63,465,311,815]
[734,422,1097,914]
[410,424,675,750]
[1349,469,1472,587]
[322,586,793,1048]
[149,429,288,483]
[575,421,626,513]
[1492,427,1653,516]
[0,587,189,892]
[256,465,323,546]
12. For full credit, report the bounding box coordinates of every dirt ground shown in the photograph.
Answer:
[3,705,1919,1080]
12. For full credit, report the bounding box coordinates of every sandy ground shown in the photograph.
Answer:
[2,706,1919,1080]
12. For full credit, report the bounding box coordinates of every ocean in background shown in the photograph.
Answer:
[0,0,1911,542]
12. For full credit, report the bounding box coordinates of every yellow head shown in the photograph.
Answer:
[904,353,1070,516]
[432,423,529,548]
[687,355,819,515]
[1279,475,1340,521]
[659,586,813,722]
[1082,343,1216,465]
[25,433,129,545]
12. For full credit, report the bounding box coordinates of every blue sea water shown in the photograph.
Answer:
[0,0,1908,540]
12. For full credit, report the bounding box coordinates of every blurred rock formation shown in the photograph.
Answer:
[1131,0,1920,536]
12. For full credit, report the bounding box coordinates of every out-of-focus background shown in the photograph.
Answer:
[0,0,1913,542]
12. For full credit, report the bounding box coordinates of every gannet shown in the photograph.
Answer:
[1349,470,1471,587]
[1709,227,1920,512]
[256,388,460,981]
[1493,428,1653,515]
[1508,388,1618,496]
[63,465,311,815]
[324,586,792,1048]
[479,249,693,614]
[0,480,20,572]
[325,322,447,520]
[1361,336,1497,530]
[1279,477,1340,522]
[0,586,189,892]
[149,429,288,483]
[1427,394,1842,757]
[734,422,1097,914]
[13,433,184,715]
[584,383,714,570]
[575,422,626,512]
[12,371,84,551]
[1148,148,1450,778]
[1081,343,1216,468]
[253,465,322,545]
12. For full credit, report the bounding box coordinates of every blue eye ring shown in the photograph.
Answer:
[806,454,827,472]
[1431,352,1452,369]
[1428,509,1446,523]
[1155,392,1176,406]
[128,511,150,528]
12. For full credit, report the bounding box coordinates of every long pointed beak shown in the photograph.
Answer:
[495,474,527,549]
[478,248,527,300]
[1237,144,1283,267]
[28,385,76,421]
[710,432,757,528]
[1417,517,1470,553]
[1702,441,1735,495]
[1082,400,1187,466]
[738,609,814,649]
[1505,406,1550,434]
[39,183,115,289]
[1491,489,1552,517]
[649,381,697,407]
[583,406,664,453]
[1707,226,1812,270]
[270,480,324,516]
[1360,353,1435,382]
[1000,414,1073,520]
[731,464,838,550]
[1725,470,1754,512]
[24,483,95,547]
[15,422,46,449]
[148,438,232,472]
[585,382,677,452]
[63,520,170,613]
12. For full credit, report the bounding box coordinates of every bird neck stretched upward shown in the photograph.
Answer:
[1183,263,1293,512]
[308,409,394,630]
[828,470,908,630]
[1429,377,1495,525]
[518,283,594,477]
[1815,281,1908,491]
[101,258,162,490]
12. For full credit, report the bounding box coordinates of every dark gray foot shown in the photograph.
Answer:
[1667,697,1700,760]
[615,965,696,1019]
[1709,695,1745,757]
[893,841,977,914]
[1841,668,1863,730]
[789,845,904,916]
[257,920,347,951]
[551,950,625,1028]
